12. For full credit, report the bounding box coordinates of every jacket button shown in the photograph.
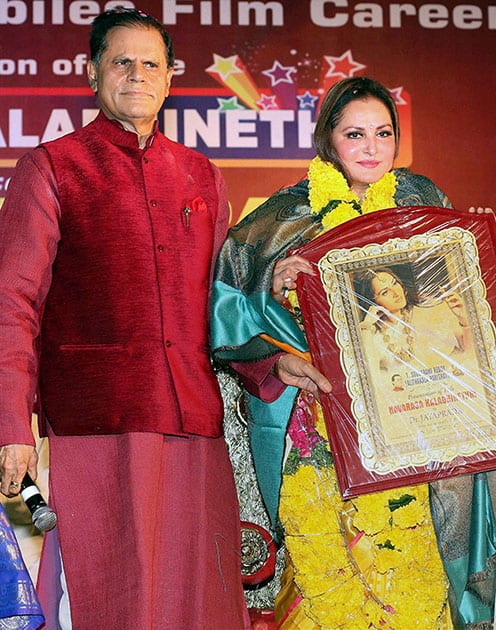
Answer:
[165,340,172,347]
[157,244,164,252]
[150,200,157,207]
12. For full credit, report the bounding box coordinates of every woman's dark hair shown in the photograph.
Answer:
[90,6,174,68]
[314,77,400,178]
[353,267,413,321]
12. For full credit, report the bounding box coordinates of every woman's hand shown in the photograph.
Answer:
[271,255,315,304]
[359,304,386,330]
[274,353,332,397]
[440,288,468,326]
[441,288,470,350]
[468,206,494,215]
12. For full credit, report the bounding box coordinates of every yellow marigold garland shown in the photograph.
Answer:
[279,160,451,629]
[279,408,451,629]
[308,155,397,232]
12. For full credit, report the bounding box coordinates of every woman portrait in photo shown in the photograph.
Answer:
[354,266,471,376]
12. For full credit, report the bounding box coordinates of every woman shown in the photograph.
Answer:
[212,76,496,629]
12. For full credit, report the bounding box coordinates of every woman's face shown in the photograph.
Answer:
[371,272,407,314]
[331,97,396,198]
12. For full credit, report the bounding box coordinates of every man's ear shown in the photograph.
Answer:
[87,61,98,93]
[164,66,174,98]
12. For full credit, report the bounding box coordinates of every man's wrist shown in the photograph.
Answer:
[271,354,284,378]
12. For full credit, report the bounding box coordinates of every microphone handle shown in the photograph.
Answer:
[20,473,57,532]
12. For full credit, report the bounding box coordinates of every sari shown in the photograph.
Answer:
[212,168,496,629]
[0,504,45,630]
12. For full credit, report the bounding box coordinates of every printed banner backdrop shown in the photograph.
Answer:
[0,0,495,223]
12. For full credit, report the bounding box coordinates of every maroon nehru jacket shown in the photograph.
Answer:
[37,113,225,438]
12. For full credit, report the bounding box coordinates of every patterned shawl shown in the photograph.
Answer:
[212,167,496,627]
[212,167,451,525]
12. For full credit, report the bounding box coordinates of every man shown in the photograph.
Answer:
[391,374,405,391]
[0,8,249,629]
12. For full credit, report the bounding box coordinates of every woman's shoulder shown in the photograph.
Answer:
[252,179,310,215]
[230,179,313,233]
[393,168,438,188]
[412,302,458,329]
[393,168,452,208]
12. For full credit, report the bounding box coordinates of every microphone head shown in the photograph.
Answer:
[32,506,57,532]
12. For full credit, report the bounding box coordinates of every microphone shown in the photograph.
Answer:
[20,473,57,532]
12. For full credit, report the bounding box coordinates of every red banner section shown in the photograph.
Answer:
[1,1,494,221]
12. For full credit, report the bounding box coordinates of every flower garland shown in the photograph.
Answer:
[279,404,451,629]
[308,155,397,233]
[278,159,451,629]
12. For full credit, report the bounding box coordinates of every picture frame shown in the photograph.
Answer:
[295,207,496,497]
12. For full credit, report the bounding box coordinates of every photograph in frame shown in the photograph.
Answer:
[295,207,496,497]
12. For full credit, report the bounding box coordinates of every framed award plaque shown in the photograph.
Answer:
[295,206,496,497]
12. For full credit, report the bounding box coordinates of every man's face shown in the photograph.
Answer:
[87,25,173,136]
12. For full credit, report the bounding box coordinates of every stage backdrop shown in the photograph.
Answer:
[0,0,494,223]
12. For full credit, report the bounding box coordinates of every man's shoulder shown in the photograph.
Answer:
[156,132,212,164]
[154,133,219,184]
[40,119,96,152]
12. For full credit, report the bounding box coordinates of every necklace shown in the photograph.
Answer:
[307,156,397,233]
[380,309,416,362]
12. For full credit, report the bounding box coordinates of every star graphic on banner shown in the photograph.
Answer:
[389,87,407,105]
[323,50,366,79]
[206,54,242,80]
[217,96,245,111]
[257,93,279,109]
[262,60,297,86]
[297,90,320,109]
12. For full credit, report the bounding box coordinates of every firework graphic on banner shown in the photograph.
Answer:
[206,49,412,167]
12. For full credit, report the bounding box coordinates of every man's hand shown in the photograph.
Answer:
[274,353,332,397]
[0,444,37,497]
